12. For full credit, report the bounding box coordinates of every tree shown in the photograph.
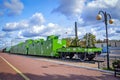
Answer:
[64,38,81,47]
[65,38,72,47]
[70,38,81,47]
[83,33,96,47]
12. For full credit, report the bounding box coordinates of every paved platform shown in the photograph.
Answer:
[0,52,120,80]
[0,55,25,80]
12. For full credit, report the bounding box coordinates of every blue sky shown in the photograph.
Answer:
[0,0,120,48]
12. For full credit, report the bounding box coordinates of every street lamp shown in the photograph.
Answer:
[96,10,114,69]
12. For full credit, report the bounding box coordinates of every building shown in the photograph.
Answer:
[95,40,120,53]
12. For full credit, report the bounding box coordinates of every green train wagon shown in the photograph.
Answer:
[27,35,66,57]
[57,47,102,61]
[10,35,66,57]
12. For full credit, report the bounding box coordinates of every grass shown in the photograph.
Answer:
[102,67,114,71]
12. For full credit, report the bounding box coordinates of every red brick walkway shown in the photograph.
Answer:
[0,52,119,80]
[0,54,25,80]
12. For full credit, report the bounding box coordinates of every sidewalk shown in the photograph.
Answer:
[0,52,120,80]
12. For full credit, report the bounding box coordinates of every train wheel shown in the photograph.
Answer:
[78,53,85,61]
[87,54,95,61]
[69,54,74,59]
[60,53,66,60]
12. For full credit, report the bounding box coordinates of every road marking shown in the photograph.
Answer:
[0,56,30,80]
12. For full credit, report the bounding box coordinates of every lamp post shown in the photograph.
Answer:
[96,10,114,69]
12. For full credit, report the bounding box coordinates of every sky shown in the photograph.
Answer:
[0,0,120,48]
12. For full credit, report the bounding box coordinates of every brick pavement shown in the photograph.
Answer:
[0,54,25,80]
[0,52,120,80]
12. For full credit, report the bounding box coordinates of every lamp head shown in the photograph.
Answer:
[96,14,102,20]
[109,19,114,24]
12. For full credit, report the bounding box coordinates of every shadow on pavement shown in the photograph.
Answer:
[0,73,24,80]
[0,72,120,80]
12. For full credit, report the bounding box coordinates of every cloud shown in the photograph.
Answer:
[2,12,46,38]
[2,21,28,31]
[0,32,6,38]
[21,25,46,37]
[20,22,77,38]
[2,0,120,40]
[29,13,45,26]
[2,12,45,31]
[52,0,85,19]
[53,0,120,24]
[0,0,24,16]
[21,23,63,37]
[52,0,120,40]
[0,31,20,39]
[82,0,119,21]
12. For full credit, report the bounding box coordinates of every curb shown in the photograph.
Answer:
[37,58,114,74]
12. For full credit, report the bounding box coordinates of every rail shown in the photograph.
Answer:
[95,60,104,69]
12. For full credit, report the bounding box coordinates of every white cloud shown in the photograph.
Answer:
[21,23,62,37]
[53,0,120,40]
[21,25,46,37]
[82,0,120,22]
[91,28,97,35]
[2,12,47,39]
[0,32,6,38]
[29,13,45,25]
[87,0,118,8]
[53,0,120,24]
[3,0,24,16]
[17,31,24,39]
[52,0,85,19]
[2,0,120,41]
[3,21,28,31]
[2,13,45,31]
[20,22,77,39]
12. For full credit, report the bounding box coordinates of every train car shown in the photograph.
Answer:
[57,47,101,61]
[2,47,11,53]
[27,35,66,57]
[9,35,102,61]
[10,35,66,57]
[10,41,28,54]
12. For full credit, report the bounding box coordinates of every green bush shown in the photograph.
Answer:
[112,60,120,68]
[102,67,114,71]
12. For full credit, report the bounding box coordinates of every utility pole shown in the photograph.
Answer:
[75,22,78,46]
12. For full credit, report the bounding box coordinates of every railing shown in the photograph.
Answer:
[113,62,120,77]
